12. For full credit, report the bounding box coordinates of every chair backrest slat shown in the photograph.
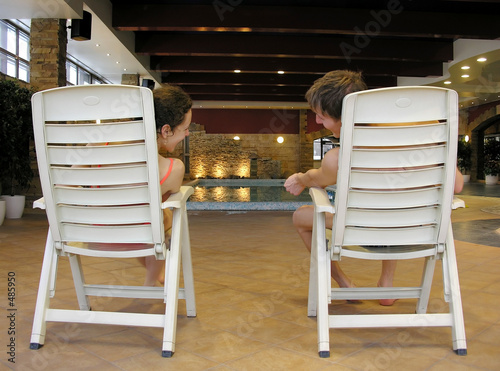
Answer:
[32,85,164,249]
[333,86,458,248]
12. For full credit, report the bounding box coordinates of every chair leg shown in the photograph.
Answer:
[30,230,57,349]
[444,224,467,355]
[69,254,91,311]
[416,256,436,314]
[316,236,331,358]
[180,209,196,317]
[307,231,318,317]
[313,213,331,357]
[161,209,183,357]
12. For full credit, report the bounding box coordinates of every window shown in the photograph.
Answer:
[0,20,30,82]
[66,58,107,85]
[313,137,339,160]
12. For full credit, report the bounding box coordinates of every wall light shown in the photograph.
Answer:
[277,136,284,144]
[465,135,470,143]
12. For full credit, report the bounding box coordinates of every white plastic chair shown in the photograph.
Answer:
[29,85,195,357]
[307,86,467,357]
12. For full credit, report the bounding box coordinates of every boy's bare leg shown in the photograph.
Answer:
[293,206,354,288]
[378,260,398,306]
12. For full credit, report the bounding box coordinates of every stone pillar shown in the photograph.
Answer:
[299,109,313,172]
[30,19,67,90]
[121,74,139,86]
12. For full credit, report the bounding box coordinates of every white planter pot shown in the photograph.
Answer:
[0,200,5,225]
[1,195,26,219]
[485,174,499,185]
[462,174,470,183]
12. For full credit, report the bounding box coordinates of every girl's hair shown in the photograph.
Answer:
[153,85,192,131]
[305,70,367,119]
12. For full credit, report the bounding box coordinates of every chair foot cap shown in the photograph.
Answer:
[319,351,330,358]
[162,350,174,358]
[30,343,43,350]
[455,349,467,356]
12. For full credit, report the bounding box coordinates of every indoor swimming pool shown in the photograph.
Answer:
[186,179,331,211]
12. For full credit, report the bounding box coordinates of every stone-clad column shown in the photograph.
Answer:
[299,109,313,173]
[30,19,67,90]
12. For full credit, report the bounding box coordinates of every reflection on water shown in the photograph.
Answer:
[190,183,312,203]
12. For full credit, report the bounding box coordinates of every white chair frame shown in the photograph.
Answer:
[307,86,467,358]
[29,85,195,357]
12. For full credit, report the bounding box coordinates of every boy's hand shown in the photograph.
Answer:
[284,173,305,196]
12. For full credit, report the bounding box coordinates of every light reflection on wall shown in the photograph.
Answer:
[192,159,250,179]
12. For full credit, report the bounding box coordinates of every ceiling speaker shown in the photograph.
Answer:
[71,11,92,41]
[142,79,155,90]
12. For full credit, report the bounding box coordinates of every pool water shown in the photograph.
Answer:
[189,179,312,203]
[185,179,322,211]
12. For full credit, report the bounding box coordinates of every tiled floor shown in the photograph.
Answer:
[1,184,499,370]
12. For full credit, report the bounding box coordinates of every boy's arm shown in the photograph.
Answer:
[285,147,339,196]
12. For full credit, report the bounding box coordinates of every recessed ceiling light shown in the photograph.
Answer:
[106,53,110,56]
[123,68,127,71]
[277,70,285,74]
[116,61,120,64]
[477,57,487,62]
[95,43,100,47]
[461,66,470,70]
[444,81,452,85]
[461,74,469,78]
[234,69,241,73]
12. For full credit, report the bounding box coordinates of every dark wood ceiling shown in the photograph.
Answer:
[111,0,500,102]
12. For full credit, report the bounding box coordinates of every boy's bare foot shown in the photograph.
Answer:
[377,281,397,306]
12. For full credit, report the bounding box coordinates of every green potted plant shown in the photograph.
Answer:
[0,79,35,218]
[483,138,500,185]
[457,139,472,182]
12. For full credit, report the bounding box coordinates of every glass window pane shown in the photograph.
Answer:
[18,60,29,82]
[67,62,77,85]
[6,55,16,77]
[18,32,29,60]
[6,24,17,54]
[0,21,8,50]
[79,69,91,85]
[0,50,7,75]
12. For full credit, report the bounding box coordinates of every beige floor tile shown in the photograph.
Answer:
[225,346,333,371]
[178,330,267,363]
[2,196,499,370]
[113,349,218,370]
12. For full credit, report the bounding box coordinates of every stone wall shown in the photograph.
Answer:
[30,19,67,91]
[188,131,300,179]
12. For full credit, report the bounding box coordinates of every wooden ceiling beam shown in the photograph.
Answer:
[113,4,499,39]
[151,56,444,77]
[136,33,453,62]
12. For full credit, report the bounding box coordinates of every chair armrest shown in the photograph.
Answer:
[33,197,46,210]
[161,186,194,209]
[452,197,465,210]
[309,187,335,214]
